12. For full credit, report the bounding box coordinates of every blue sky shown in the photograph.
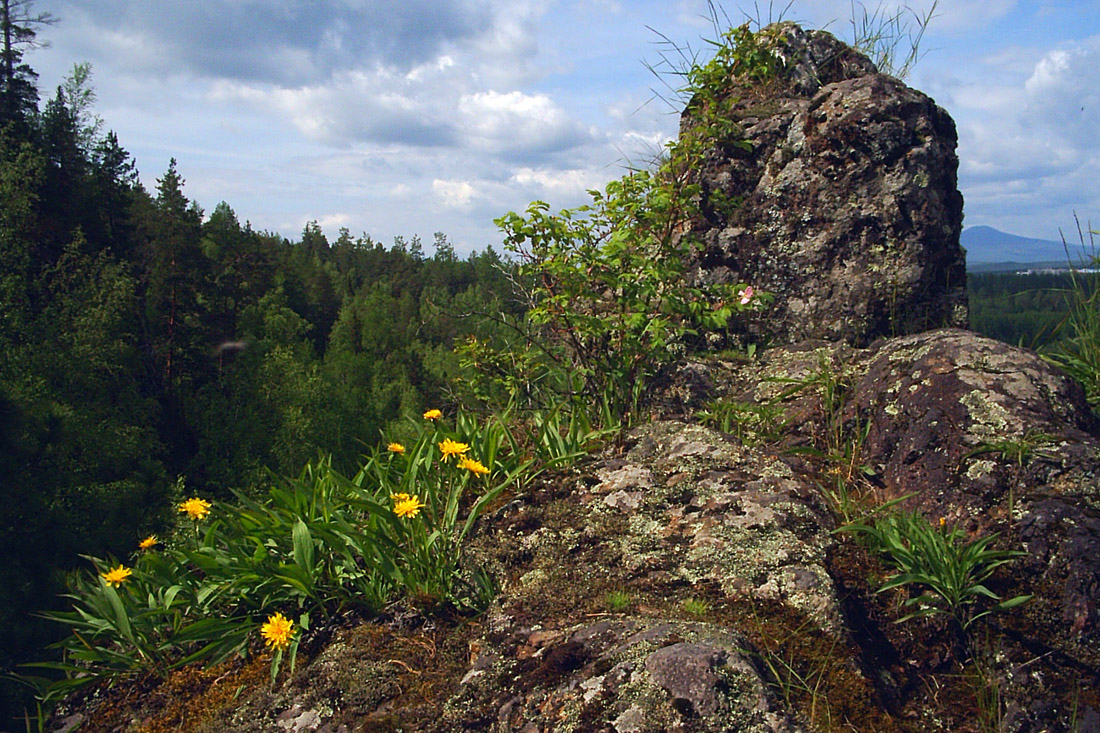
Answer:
[31,0,1100,254]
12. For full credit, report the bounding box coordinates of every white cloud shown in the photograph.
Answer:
[511,167,606,198]
[457,90,597,157]
[946,33,1100,237]
[433,179,477,209]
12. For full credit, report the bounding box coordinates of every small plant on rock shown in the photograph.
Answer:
[965,430,1060,467]
[696,397,788,446]
[842,512,1031,653]
[681,597,711,618]
[605,590,632,613]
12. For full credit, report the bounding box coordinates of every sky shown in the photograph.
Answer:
[29,0,1100,255]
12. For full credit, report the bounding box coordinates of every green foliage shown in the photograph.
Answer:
[1,38,529,720]
[968,270,1089,349]
[605,590,632,612]
[1043,227,1100,412]
[842,512,1031,633]
[969,226,1100,414]
[678,22,788,150]
[965,430,1059,467]
[697,397,788,446]
[681,597,711,618]
[494,30,779,427]
[30,409,542,704]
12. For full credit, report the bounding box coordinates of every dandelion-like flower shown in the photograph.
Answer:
[139,535,159,550]
[423,409,442,420]
[387,442,406,454]
[260,612,294,651]
[101,564,133,587]
[458,456,490,475]
[393,493,426,519]
[178,497,212,520]
[438,438,470,461]
[739,285,756,305]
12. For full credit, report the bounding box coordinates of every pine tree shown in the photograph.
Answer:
[0,0,53,131]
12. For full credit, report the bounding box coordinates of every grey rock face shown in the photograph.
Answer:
[660,329,1100,730]
[683,23,967,346]
[449,619,800,733]
[849,329,1100,672]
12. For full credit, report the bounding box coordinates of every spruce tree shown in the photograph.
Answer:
[0,0,53,131]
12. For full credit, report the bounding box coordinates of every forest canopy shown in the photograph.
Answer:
[0,1,521,716]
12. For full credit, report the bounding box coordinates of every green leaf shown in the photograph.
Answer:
[292,518,315,574]
[101,584,132,641]
[993,594,1032,611]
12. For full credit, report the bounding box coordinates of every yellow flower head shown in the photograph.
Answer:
[139,535,159,550]
[101,564,133,587]
[438,438,470,461]
[178,497,212,520]
[260,611,294,651]
[423,409,442,420]
[457,456,490,475]
[393,494,426,519]
[387,442,406,454]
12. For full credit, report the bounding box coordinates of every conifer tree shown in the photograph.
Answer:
[0,0,53,131]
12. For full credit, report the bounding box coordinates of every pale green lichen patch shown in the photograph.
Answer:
[960,389,1016,442]
[966,459,996,480]
[610,422,843,634]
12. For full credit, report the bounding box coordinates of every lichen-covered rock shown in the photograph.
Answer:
[847,329,1100,677]
[448,619,802,732]
[669,328,1100,729]
[683,23,967,346]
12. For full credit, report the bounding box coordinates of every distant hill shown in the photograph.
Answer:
[962,225,1096,271]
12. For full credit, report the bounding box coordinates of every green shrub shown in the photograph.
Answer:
[842,512,1031,636]
[28,409,540,703]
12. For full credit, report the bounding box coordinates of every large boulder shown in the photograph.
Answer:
[683,23,968,346]
[655,329,1100,730]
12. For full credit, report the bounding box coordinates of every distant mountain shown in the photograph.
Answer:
[962,225,1096,269]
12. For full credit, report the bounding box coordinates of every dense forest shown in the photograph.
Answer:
[0,1,521,717]
[968,271,1098,348]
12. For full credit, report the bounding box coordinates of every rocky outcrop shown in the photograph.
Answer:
[56,330,1100,731]
[655,328,1100,729]
[683,23,968,346]
[50,24,1098,733]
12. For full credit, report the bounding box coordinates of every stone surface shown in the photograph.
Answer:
[662,328,1100,729]
[847,329,1100,677]
[448,619,800,732]
[682,23,967,346]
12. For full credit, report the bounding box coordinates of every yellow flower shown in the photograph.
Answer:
[458,456,490,475]
[393,494,426,519]
[387,442,406,454]
[423,409,442,420]
[139,535,159,550]
[178,497,212,520]
[438,438,470,461]
[101,564,133,587]
[260,612,294,651]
